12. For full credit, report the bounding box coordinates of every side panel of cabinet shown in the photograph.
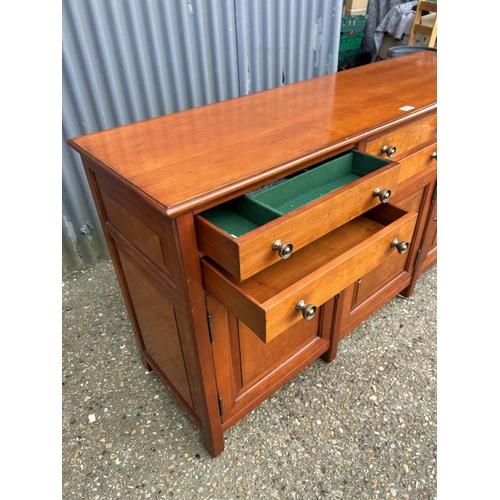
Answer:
[334,168,436,340]
[207,295,331,431]
[111,235,194,408]
[81,160,207,426]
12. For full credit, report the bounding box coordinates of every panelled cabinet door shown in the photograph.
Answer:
[206,295,330,429]
[334,168,436,339]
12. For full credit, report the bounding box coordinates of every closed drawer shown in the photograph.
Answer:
[201,203,417,343]
[364,113,437,162]
[196,150,400,281]
[398,142,437,185]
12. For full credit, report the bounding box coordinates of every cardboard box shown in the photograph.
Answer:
[345,0,368,10]
[377,36,406,60]
[345,8,367,16]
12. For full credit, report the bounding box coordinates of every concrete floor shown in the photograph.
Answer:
[62,260,436,499]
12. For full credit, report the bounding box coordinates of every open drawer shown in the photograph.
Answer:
[196,150,400,281]
[201,203,417,344]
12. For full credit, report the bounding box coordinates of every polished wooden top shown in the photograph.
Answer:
[68,51,437,217]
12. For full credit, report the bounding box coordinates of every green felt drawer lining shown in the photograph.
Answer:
[202,196,282,237]
[200,151,390,237]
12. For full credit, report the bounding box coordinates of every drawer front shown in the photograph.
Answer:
[201,204,417,343]
[196,158,400,281]
[364,113,437,162]
[398,142,437,185]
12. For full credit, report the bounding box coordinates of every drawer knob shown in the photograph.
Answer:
[431,151,437,160]
[381,145,397,158]
[272,240,294,259]
[296,300,317,320]
[390,238,409,254]
[373,187,392,203]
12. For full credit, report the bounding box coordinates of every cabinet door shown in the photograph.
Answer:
[333,168,436,341]
[415,183,437,278]
[206,295,330,430]
[398,177,437,297]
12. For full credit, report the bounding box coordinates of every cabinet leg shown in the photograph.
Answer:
[398,280,416,298]
[201,426,225,458]
[140,353,153,372]
[323,336,340,363]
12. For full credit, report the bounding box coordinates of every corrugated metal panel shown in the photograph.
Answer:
[235,0,342,94]
[62,0,342,273]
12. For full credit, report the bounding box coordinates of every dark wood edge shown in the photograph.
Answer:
[322,294,343,363]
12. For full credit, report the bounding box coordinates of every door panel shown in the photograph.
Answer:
[207,295,329,428]
[335,169,436,337]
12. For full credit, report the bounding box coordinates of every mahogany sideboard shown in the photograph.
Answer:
[68,51,437,457]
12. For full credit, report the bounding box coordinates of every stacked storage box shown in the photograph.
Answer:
[338,14,368,67]
[343,0,368,16]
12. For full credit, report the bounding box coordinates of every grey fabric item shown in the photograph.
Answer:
[361,0,417,62]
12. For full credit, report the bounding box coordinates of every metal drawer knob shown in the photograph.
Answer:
[373,187,391,203]
[296,300,317,320]
[381,145,397,158]
[431,151,437,160]
[272,239,294,259]
[390,238,409,254]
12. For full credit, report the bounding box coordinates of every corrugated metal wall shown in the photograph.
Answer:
[62,0,343,274]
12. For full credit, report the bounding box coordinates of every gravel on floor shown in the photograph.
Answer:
[62,260,437,500]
